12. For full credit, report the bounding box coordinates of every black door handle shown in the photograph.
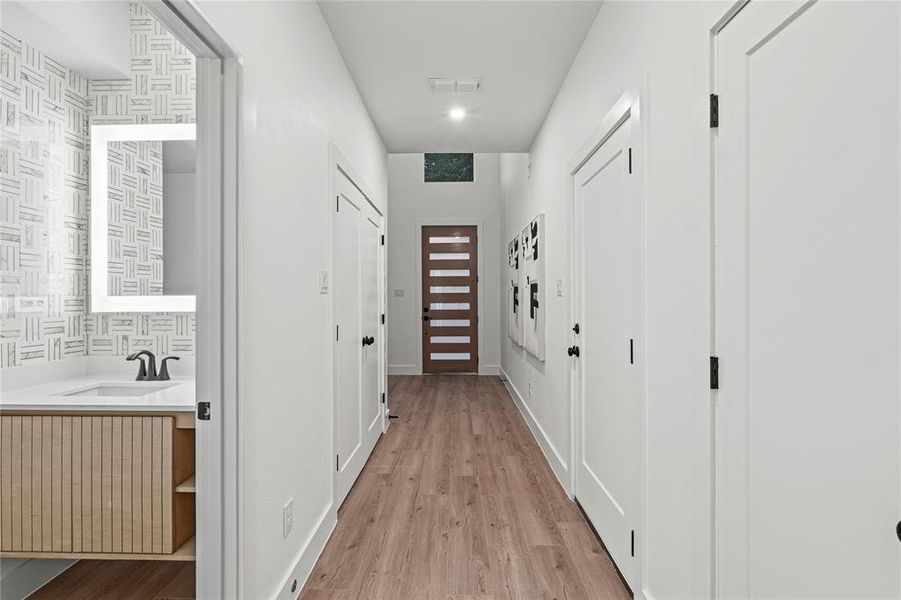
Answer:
[572,323,580,334]
[567,346,580,357]
[362,336,375,347]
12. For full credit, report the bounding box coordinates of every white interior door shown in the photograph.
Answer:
[361,204,382,461]
[334,171,383,507]
[715,2,901,597]
[573,115,640,589]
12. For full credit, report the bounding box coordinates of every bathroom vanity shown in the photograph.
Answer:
[0,378,196,561]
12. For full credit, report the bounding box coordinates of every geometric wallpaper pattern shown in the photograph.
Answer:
[0,3,196,368]
[105,139,165,297]
[0,30,91,367]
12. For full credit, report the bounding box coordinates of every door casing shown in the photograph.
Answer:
[143,2,242,597]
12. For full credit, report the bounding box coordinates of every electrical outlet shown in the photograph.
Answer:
[557,278,564,297]
[319,269,329,295]
[393,288,405,298]
[528,381,533,397]
[283,498,294,539]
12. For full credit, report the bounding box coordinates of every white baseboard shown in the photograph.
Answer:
[499,366,570,494]
[0,559,76,600]
[388,364,419,375]
[274,504,337,599]
[479,364,500,376]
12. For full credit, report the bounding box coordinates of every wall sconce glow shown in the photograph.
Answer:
[449,107,466,121]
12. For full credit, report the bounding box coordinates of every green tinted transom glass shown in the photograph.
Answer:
[424,153,474,182]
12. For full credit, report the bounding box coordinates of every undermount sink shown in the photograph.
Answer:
[62,383,177,398]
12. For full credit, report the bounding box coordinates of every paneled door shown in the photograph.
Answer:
[334,169,383,507]
[715,2,901,597]
[421,226,478,373]
[572,112,640,590]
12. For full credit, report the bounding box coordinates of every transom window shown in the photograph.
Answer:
[424,153,474,182]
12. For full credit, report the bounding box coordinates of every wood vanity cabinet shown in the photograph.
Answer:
[0,413,195,560]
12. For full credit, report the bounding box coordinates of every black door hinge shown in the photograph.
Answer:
[381,313,385,325]
[710,356,719,390]
[628,148,633,174]
[197,401,211,421]
[630,339,634,364]
[380,234,385,246]
[336,454,339,471]
[336,324,339,341]
[631,530,635,557]
[381,392,385,404]
[336,195,339,212]
[710,93,719,128]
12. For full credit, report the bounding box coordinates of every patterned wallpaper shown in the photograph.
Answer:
[0,3,196,368]
[0,31,90,367]
[106,139,165,297]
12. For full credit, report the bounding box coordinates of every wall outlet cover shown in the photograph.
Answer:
[319,269,329,295]
[557,278,564,297]
[393,288,406,298]
[283,498,294,539]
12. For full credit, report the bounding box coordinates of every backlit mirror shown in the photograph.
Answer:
[90,124,196,312]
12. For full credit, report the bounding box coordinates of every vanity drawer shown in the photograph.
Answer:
[0,415,193,556]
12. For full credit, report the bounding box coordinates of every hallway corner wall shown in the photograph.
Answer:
[500,2,730,599]
[387,153,502,375]
[194,2,388,598]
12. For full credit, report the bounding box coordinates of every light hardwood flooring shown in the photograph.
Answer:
[27,560,194,599]
[300,375,631,600]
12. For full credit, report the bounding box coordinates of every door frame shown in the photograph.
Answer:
[414,219,485,375]
[144,2,242,597]
[328,143,388,509]
[566,86,649,597]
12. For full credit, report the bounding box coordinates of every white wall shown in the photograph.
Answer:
[194,2,387,598]
[500,2,729,598]
[162,172,197,296]
[387,153,502,375]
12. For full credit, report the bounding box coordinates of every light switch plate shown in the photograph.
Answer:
[319,269,329,295]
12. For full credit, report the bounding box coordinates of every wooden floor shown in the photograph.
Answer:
[28,560,194,599]
[301,375,630,600]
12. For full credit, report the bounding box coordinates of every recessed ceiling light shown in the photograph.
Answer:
[449,107,466,121]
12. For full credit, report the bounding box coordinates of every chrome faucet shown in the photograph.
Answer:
[126,350,180,381]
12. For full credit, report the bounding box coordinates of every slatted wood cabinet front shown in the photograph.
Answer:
[0,414,194,558]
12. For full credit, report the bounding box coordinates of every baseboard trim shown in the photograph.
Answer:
[479,364,500,376]
[388,364,419,375]
[274,504,337,599]
[499,366,570,494]
[0,558,76,600]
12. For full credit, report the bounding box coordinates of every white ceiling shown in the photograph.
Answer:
[318,1,603,153]
[3,1,130,79]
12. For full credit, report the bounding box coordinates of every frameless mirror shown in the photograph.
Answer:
[90,124,196,312]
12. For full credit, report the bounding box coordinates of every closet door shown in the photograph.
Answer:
[573,116,640,589]
[360,202,382,472]
[334,170,383,507]
[715,2,901,597]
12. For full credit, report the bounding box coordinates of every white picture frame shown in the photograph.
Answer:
[89,123,197,313]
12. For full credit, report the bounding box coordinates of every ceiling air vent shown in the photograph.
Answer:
[429,78,482,93]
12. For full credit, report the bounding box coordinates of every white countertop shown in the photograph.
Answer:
[0,375,196,412]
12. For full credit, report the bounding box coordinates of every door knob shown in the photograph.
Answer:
[567,346,580,357]
[362,336,375,347]
[572,323,580,334]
